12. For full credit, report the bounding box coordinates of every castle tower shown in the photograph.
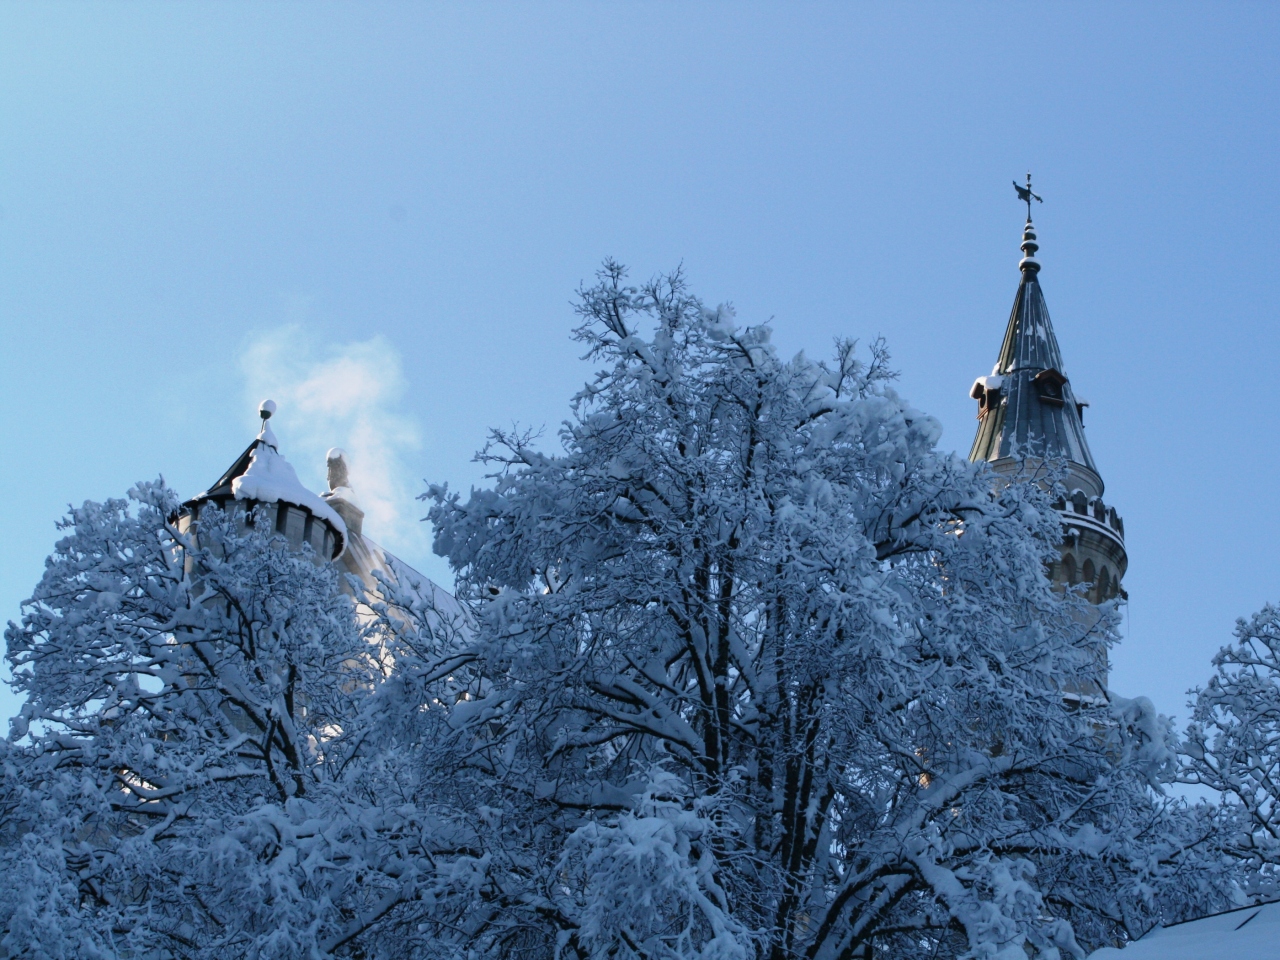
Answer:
[179,400,465,626]
[968,195,1126,604]
[178,399,348,562]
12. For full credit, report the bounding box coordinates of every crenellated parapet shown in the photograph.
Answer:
[178,497,343,562]
[1050,490,1127,603]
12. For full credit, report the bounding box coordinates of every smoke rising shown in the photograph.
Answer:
[239,326,427,561]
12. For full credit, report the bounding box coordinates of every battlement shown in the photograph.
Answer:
[1055,489,1125,543]
[178,496,341,563]
[1048,490,1127,603]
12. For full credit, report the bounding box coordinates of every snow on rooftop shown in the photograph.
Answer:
[970,374,1004,398]
[1088,900,1280,960]
[231,429,347,538]
[257,421,279,450]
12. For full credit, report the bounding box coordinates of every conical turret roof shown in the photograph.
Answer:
[969,219,1100,490]
[182,400,347,558]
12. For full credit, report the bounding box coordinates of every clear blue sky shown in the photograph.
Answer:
[2,3,1277,732]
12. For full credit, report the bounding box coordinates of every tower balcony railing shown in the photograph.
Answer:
[1050,490,1127,604]
[1053,491,1124,548]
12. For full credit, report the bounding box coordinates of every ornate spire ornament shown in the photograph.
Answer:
[1018,220,1041,275]
[1013,172,1042,221]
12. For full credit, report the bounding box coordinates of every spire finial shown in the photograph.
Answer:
[1012,175,1043,274]
[257,399,279,449]
[1013,172,1043,222]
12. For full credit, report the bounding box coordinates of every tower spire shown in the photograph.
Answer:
[969,200,1094,478]
[967,183,1127,606]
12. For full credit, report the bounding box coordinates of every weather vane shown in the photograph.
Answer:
[1013,172,1043,221]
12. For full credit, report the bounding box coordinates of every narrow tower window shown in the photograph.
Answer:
[1034,368,1067,406]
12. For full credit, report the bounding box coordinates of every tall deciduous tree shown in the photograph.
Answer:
[420,263,1181,959]
[1182,604,1280,903]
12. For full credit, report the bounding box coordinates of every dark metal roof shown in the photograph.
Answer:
[968,220,1099,484]
[183,439,263,507]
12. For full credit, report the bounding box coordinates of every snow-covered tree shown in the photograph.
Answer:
[0,263,1203,959]
[416,262,1184,959]
[1182,604,1280,902]
[0,483,473,959]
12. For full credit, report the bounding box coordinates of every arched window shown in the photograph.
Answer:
[1063,553,1077,585]
[1082,558,1095,590]
[1098,566,1111,602]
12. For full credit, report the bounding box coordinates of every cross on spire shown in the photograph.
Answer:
[1013,172,1043,221]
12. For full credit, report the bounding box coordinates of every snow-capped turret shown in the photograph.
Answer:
[322,447,365,537]
[180,406,467,637]
[315,446,468,629]
[180,400,347,560]
[969,186,1126,605]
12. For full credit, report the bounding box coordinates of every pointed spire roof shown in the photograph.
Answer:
[969,217,1101,492]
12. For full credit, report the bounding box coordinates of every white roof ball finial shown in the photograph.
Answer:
[256,399,279,448]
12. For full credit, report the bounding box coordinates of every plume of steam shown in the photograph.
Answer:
[240,326,425,559]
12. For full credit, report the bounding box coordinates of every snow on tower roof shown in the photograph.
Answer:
[231,438,346,535]
[968,218,1100,483]
[185,400,347,556]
